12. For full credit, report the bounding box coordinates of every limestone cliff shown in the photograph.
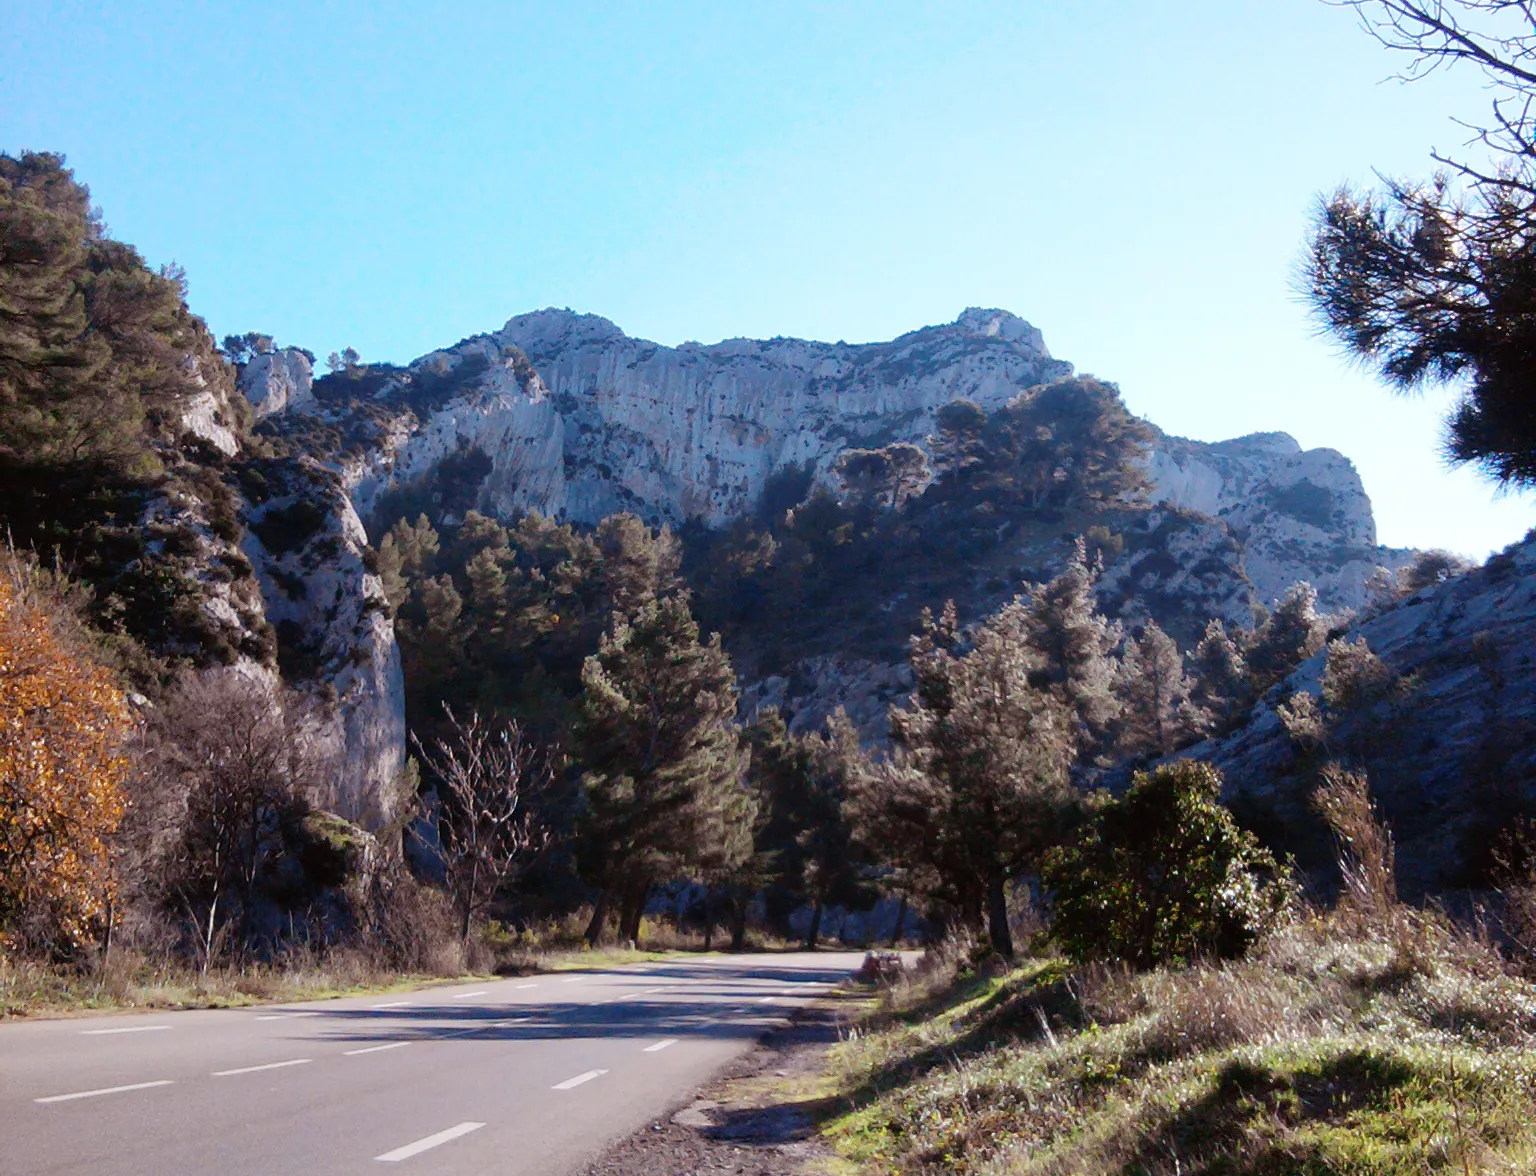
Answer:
[295,308,1408,614]
[242,307,1425,820]
[1145,430,1415,609]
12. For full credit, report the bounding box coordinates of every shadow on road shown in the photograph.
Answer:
[303,960,858,1048]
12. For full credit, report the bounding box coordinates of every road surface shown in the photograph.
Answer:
[0,950,864,1174]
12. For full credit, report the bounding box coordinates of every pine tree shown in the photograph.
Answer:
[0,152,217,471]
[1247,582,1330,688]
[574,593,750,945]
[1114,621,1206,758]
[854,597,1078,957]
[833,444,932,511]
[1025,540,1122,750]
[1190,618,1252,730]
[747,707,866,949]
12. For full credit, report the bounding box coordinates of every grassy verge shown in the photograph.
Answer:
[817,911,1536,1174]
[0,948,467,1018]
[0,913,798,1019]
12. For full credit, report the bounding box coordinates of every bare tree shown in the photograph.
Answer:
[1337,1,1536,189]
[412,708,552,947]
[138,672,323,971]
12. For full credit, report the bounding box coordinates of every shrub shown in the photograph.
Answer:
[0,564,132,953]
[252,499,328,555]
[1041,761,1290,968]
[1321,636,1399,713]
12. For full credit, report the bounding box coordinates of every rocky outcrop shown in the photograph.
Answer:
[322,309,1408,617]
[1146,430,1415,612]
[244,306,1428,830]
[346,342,567,526]
[741,658,916,745]
[336,308,1070,531]
[178,349,243,456]
[238,348,314,419]
[1186,534,1536,894]
[498,306,1072,525]
[242,463,406,830]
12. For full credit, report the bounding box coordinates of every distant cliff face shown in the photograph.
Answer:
[235,308,1425,822]
[269,307,1409,614]
[492,307,1070,526]
[1145,430,1415,609]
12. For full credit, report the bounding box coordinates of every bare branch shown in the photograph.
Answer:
[411,707,553,945]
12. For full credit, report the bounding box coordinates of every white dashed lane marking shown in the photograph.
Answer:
[452,991,488,1000]
[643,1038,678,1052]
[212,1058,311,1077]
[344,1042,411,1056]
[371,1000,412,1009]
[35,1080,174,1104]
[552,1069,607,1090]
[375,1121,484,1162]
[79,1025,170,1035]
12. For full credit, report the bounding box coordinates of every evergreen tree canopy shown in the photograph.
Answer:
[1247,582,1331,688]
[574,592,750,944]
[0,151,226,473]
[388,509,680,743]
[832,443,931,511]
[746,707,867,947]
[1042,761,1289,969]
[930,377,1153,513]
[1307,2,1536,488]
[853,597,1078,957]
[1113,620,1207,759]
[1024,540,1122,749]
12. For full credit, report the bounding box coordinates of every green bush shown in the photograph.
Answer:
[1041,761,1289,968]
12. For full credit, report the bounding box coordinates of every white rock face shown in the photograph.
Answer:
[493,307,1071,526]
[295,307,1413,618]
[244,470,406,830]
[1145,430,1415,612]
[178,352,240,455]
[348,343,567,525]
[239,349,314,419]
[249,306,1428,829]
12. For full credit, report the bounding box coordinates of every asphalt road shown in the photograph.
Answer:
[0,950,865,1175]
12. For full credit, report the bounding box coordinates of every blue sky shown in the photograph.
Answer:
[6,0,1533,556]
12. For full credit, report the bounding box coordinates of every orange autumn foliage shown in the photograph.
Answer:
[0,575,130,950]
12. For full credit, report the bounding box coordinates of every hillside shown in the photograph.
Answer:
[227,309,1415,797]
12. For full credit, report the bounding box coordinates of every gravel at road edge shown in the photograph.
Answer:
[582,999,851,1176]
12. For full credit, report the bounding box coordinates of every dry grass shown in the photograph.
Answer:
[0,944,456,1018]
[821,785,1536,1176]
[823,910,1536,1174]
[0,905,776,1019]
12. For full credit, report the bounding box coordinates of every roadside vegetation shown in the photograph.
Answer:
[8,8,1536,1173]
[820,777,1536,1174]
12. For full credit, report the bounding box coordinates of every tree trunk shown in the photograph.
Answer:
[730,894,748,953]
[804,899,823,951]
[987,875,1015,959]
[101,898,115,972]
[702,889,714,952]
[584,889,610,947]
[619,878,650,945]
[889,894,907,948]
[461,855,479,947]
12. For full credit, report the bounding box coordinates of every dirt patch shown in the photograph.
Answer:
[583,998,856,1176]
